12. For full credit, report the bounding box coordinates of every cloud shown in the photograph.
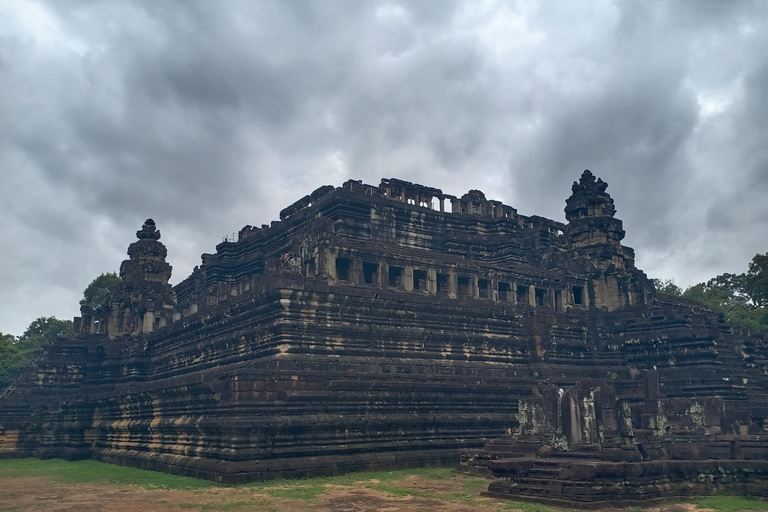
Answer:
[1,0,767,335]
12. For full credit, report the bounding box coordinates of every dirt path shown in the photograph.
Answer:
[0,474,712,512]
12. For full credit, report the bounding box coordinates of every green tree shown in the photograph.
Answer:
[681,267,767,334]
[18,317,73,352]
[0,332,23,388]
[743,252,768,307]
[80,272,121,310]
[653,278,682,296]
[0,317,73,389]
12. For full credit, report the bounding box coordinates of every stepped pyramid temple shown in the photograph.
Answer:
[1,171,767,505]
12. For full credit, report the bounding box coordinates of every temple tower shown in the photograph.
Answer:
[562,170,652,310]
[564,170,625,250]
[106,219,175,337]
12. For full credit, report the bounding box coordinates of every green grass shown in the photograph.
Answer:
[262,484,329,501]
[242,466,458,502]
[0,459,460,500]
[180,498,277,511]
[6,458,768,511]
[355,469,491,505]
[462,475,490,493]
[499,501,558,512]
[242,466,454,492]
[0,458,215,490]
[696,494,768,512]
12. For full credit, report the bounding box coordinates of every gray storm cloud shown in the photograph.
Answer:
[1,0,767,335]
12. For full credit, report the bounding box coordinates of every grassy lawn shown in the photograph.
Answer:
[694,494,768,512]
[1,458,767,512]
[0,457,214,490]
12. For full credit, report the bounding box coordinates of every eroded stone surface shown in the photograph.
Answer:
[468,373,768,506]
[0,171,766,497]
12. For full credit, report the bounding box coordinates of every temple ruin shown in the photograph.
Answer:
[1,171,767,503]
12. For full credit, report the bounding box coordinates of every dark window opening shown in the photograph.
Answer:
[535,288,547,307]
[414,269,428,291]
[437,273,449,293]
[336,257,352,281]
[305,258,315,278]
[516,285,529,305]
[498,282,510,301]
[478,279,489,299]
[458,276,470,296]
[363,262,378,285]
[389,266,403,288]
[573,286,584,305]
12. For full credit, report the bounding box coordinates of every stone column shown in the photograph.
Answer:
[404,265,413,291]
[427,269,437,294]
[352,258,362,285]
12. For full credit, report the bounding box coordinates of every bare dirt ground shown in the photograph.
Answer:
[0,474,712,512]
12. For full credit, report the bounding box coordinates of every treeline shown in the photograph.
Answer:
[0,272,118,390]
[0,317,73,389]
[654,252,768,333]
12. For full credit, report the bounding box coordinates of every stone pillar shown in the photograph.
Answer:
[448,271,457,297]
[317,246,331,279]
[427,269,437,294]
[352,258,362,285]
[562,390,583,446]
[142,311,154,334]
[404,265,413,291]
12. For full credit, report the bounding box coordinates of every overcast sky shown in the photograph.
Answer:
[1,1,767,336]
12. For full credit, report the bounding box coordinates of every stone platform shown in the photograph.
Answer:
[462,375,768,507]
[1,171,767,490]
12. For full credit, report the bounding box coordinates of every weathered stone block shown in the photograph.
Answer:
[0,171,765,502]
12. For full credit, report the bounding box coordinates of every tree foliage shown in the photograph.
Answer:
[0,317,73,389]
[655,252,768,333]
[18,317,74,352]
[652,278,682,296]
[0,332,24,388]
[80,272,121,310]
[744,253,768,307]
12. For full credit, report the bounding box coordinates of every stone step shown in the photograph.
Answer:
[528,468,561,478]
[530,460,560,468]
[551,451,600,460]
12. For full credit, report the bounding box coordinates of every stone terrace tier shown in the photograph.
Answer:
[1,171,766,492]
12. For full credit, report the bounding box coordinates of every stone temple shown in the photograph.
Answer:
[1,171,767,504]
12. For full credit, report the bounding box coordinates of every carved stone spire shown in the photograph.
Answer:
[135,218,161,240]
[561,170,652,310]
[564,170,625,247]
[122,219,172,287]
[109,219,175,337]
[565,170,615,221]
